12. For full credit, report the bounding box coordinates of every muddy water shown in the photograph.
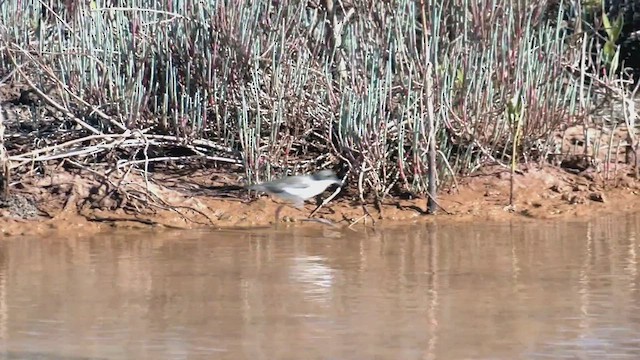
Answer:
[1,215,640,360]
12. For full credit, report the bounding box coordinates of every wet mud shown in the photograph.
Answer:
[0,162,638,237]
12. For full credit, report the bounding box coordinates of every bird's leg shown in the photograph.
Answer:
[274,204,285,227]
[308,195,322,218]
[309,185,342,218]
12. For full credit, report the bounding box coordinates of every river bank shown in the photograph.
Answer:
[1,162,638,237]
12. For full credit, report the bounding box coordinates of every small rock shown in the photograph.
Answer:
[589,192,605,203]
[520,209,533,217]
[217,212,232,221]
[567,195,585,205]
[561,155,591,172]
[484,189,500,197]
[572,184,587,192]
[540,192,552,199]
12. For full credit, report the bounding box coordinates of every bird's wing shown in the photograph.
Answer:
[280,181,310,189]
[278,176,311,188]
[267,181,309,193]
[248,175,310,193]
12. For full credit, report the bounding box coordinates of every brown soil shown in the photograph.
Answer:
[1,83,639,236]
[0,161,638,237]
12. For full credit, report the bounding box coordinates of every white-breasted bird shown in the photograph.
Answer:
[248,169,342,209]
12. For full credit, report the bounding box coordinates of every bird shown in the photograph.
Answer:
[247,169,343,210]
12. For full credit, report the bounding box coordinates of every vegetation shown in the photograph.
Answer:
[0,0,637,213]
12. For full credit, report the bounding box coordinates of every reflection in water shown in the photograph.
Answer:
[289,256,334,303]
[0,215,638,359]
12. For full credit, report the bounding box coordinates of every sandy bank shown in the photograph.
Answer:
[0,162,638,237]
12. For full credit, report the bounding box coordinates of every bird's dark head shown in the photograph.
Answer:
[311,169,341,184]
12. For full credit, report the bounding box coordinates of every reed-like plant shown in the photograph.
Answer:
[0,0,632,209]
